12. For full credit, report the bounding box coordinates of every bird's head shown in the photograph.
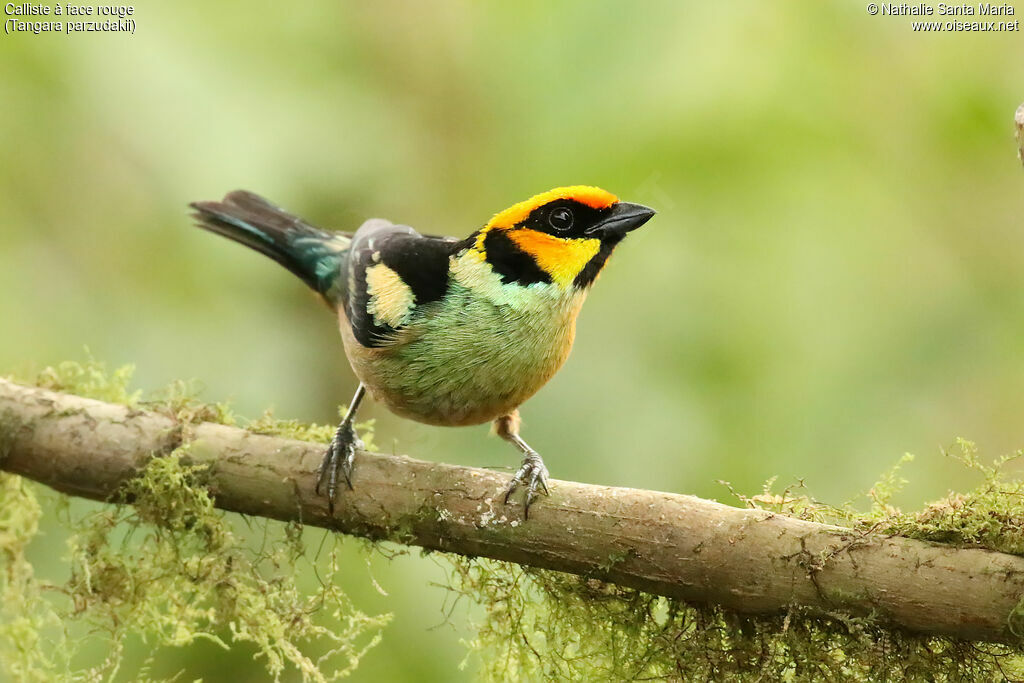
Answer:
[472,186,655,290]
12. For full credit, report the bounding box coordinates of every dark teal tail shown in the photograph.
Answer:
[190,190,350,301]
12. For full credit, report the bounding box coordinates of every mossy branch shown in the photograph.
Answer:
[3,378,1024,646]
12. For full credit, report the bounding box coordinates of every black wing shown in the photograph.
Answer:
[342,219,464,348]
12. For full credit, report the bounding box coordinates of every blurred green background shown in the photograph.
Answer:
[2,0,1023,679]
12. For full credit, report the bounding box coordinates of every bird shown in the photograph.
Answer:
[189,186,655,517]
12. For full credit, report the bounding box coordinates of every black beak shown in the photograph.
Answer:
[585,202,656,239]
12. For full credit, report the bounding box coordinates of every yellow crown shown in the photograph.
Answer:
[485,186,618,230]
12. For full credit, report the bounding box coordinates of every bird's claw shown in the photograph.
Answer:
[503,451,549,518]
[316,421,363,514]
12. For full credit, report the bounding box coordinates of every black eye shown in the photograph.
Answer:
[548,207,574,231]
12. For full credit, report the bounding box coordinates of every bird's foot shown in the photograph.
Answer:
[316,420,363,514]
[503,451,549,519]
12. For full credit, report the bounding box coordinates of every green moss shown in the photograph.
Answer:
[144,377,238,426]
[448,556,1024,681]
[64,449,389,681]
[248,410,376,452]
[1,359,386,681]
[0,451,390,682]
[0,473,70,681]
[872,440,1024,555]
[26,355,142,406]
[726,440,1024,558]
[9,357,374,445]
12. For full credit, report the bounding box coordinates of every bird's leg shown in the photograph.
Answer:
[316,383,366,514]
[494,410,549,518]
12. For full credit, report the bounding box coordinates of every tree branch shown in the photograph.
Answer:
[2,377,1023,644]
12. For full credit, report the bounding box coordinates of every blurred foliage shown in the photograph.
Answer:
[1,0,1023,679]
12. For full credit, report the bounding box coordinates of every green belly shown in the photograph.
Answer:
[343,283,584,426]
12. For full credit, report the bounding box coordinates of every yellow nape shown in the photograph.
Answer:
[508,230,601,289]
[486,186,618,230]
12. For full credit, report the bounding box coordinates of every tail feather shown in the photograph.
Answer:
[190,191,349,300]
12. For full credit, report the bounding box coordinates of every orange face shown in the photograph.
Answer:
[473,185,652,292]
[505,228,601,289]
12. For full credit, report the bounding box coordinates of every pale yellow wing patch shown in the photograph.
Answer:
[365,263,415,328]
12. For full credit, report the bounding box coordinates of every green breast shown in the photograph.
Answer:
[350,276,586,426]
